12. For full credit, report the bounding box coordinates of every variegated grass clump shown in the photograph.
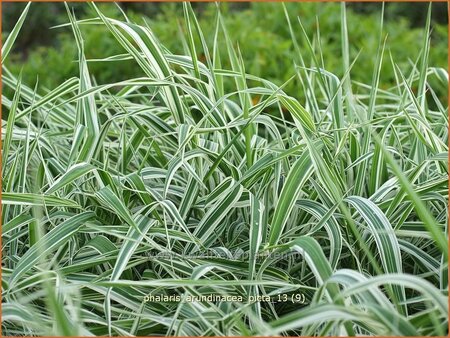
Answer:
[2,3,448,336]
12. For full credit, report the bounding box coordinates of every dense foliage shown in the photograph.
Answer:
[2,2,448,336]
[4,3,448,93]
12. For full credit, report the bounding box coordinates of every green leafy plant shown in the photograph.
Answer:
[4,3,447,96]
[2,2,448,336]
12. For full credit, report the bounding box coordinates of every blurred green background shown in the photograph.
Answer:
[3,2,448,95]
